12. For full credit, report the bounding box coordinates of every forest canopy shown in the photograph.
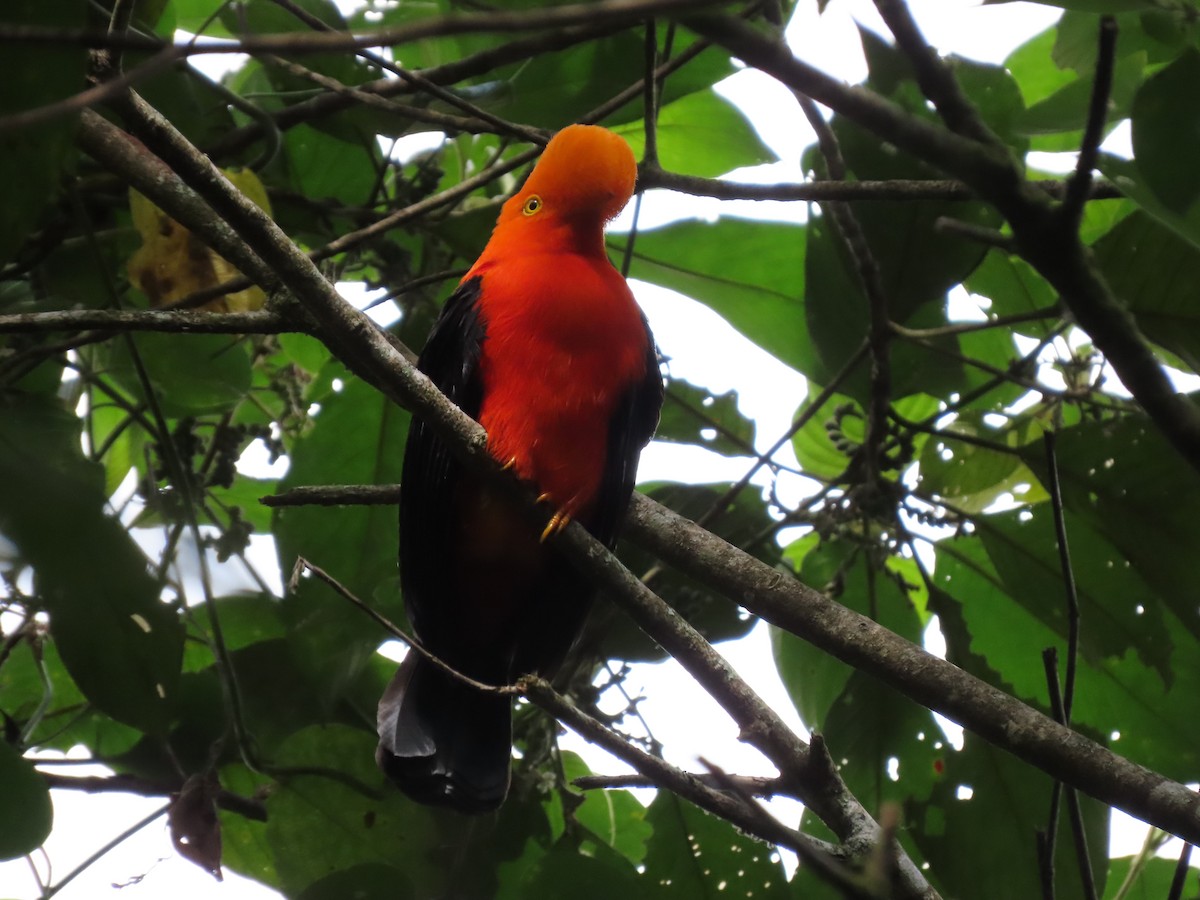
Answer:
[2,0,1200,898]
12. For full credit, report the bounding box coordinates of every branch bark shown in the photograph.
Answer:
[625,493,1200,844]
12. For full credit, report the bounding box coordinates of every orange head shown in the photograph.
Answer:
[490,125,637,240]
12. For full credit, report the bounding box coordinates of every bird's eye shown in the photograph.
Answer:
[522,195,543,216]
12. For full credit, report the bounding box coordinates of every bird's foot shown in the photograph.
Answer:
[540,509,571,542]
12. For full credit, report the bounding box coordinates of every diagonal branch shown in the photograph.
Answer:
[679,12,1200,476]
[625,492,1200,844]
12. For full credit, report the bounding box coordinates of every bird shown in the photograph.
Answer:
[376,124,664,813]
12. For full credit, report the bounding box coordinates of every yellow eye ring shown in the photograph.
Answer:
[522,194,543,216]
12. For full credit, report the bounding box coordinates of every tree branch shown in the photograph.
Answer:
[0,308,300,335]
[680,11,1200,476]
[625,493,1200,843]
[40,771,267,822]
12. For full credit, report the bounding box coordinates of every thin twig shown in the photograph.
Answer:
[1042,431,1081,722]
[1167,840,1194,900]
[572,771,790,795]
[1042,651,1098,900]
[293,557,515,696]
[0,308,299,335]
[40,772,266,821]
[41,804,171,899]
[933,215,1013,249]
[870,0,1005,151]
[642,167,1124,202]
[1061,17,1118,231]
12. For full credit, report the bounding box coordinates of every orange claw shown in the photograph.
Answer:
[540,510,571,542]
[501,456,519,472]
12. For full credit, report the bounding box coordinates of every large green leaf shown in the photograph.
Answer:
[1004,25,1078,108]
[0,0,85,266]
[1103,855,1187,899]
[0,395,183,735]
[1097,152,1200,250]
[641,792,789,899]
[963,250,1060,335]
[908,736,1108,900]
[934,535,1200,780]
[465,31,735,132]
[1131,48,1200,215]
[1019,50,1144,150]
[220,0,380,143]
[498,834,646,899]
[617,218,812,375]
[0,742,52,860]
[977,506,1174,679]
[1019,415,1200,642]
[264,725,441,898]
[917,411,1045,514]
[561,751,651,865]
[615,89,778,177]
[603,482,777,662]
[106,333,254,418]
[1094,211,1200,372]
[774,542,940,815]
[656,380,757,458]
[273,375,408,702]
[802,33,1010,399]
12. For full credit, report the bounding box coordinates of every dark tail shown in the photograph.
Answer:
[376,652,512,813]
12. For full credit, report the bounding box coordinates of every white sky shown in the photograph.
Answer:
[3,1,1186,898]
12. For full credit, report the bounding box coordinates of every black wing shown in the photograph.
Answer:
[398,276,485,645]
[587,311,664,547]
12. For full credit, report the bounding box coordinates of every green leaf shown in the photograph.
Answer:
[282,124,382,214]
[1018,52,1145,138]
[1020,0,1161,14]
[908,736,1108,900]
[1094,211,1200,371]
[616,218,812,375]
[265,725,442,898]
[0,395,183,734]
[963,250,1060,335]
[1004,25,1078,108]
[0,743,52,860]
[657,381,757,457]
[775,542,940,814]
[273,375,408,702]
[500,835,645,898]
[1103,856,1184,899]
[934,536,1200,780]
[615,89,778,177]
[106,333,253,417]
[605,482,774,661]
[1019,414,1200,642]
[641,792,789,899]
[789,389,861,484]
[917,412,1045,514]
[1097,152,1200,250]
[296,863,413,900]
[1131,48,1200,214]
[561,751,651,865]
[0,0,85,266]
[471,31,734,132]
[977,506,1175,680]
[183,594,285,672]
[218,763,281,891]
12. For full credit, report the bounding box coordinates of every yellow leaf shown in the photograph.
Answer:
[126,168,272,312]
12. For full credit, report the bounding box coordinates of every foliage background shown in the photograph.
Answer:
[1,0,1200,897]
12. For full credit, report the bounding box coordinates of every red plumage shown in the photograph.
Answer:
[376,125,663,812]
